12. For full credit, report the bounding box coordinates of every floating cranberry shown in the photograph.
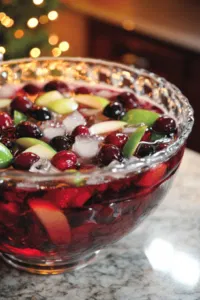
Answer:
[11,95,33,113]
[97,144,122,166]
[103,102,125,120]
[152,116,177,134]
[0,126,16,139]
[51,150,77,171]
[13,152,40,170]
[16,121,43,138]
[117,92,139,109]
[136,143,155,158]
[141,128,151,142]
[72,125,89,137]
[75,86,90,94]
[0,112,13,129]
[50,135,74,152]
[43,80,69,93]
[23,84,41,95]
[105,132,128,149]
[29,106,52,121]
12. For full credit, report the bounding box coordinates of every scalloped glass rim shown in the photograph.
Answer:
[0,57,194,181]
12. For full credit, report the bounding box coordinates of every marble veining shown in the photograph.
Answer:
[0,149,200,300]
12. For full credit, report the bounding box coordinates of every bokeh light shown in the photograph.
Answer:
[39,15,48,24]
[59,41,70,52]
[30,47,41,58]
[0,47,6,54]
[0,12,6,21]
[52,47,61,57]
[27,17,39,28]
[1,16,14,28]
[14,29,24,39]
[48,11,58,21]
[33,0,44,5]
[49,34,59,45]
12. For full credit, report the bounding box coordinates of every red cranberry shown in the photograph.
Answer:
[141,128,151,142]
[136,143,155,158]
[117,92,139,109]
[0,126,16,139]
[43,80,69,93]
[105,132,128,149]
[156,142,169,151]
[0,112,13,129]
[23,84,41,95]
[152,116,177,134]
[16,121,43,138]
[13,152,40,170]
[11,95,33,113]
[75,86,90,94]
[97,144,122,166]
[103,102,125,120]
[29,105,52,121]
[72,125,89,137]
[50,135,74,152]
[51,150,77,171]
[0,137,14,149]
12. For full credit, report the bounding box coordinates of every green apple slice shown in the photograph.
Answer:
[35,91,63,107]
[14,110,27,125]
[74,94,109,110]
[122,109,159,126]
[47,98,78,114]
[23,144,56,159]
[89,121,127,135]
[29,199,71,245]
[0,142,13,168]
[0,99,12,110]
[123,125,147,158]
[16,137,56,152]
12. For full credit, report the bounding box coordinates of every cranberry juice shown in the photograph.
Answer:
[0,80,183,260]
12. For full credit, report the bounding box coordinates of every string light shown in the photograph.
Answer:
[27,17,39,28]
[48,34,59,45]
[52,47,61,57]
[48,11,58,21]
[59,41,70,52]
[39,15,48,24]
[30,47,41,58]
[33,0,44,5]
[1,16,14,28]
[14,29,24,39]
[0,47,6,54]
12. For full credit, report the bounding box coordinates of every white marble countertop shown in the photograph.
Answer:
[1,148,200,300]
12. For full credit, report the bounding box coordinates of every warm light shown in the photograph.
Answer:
[14,29,24,39]
[59,41,70,52]
[52,47,61,57]
[39,15,48,24]
[27,17,39,28]
[122,19,135,31]
[1,16,14,28]
[33,0,44,5]
[30,47,41,58]
[0,47,6,54]
[48,11,58,21]
[48,34,59,45]
[0,12,6,21]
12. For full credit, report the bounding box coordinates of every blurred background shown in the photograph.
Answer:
[0,0,199,152]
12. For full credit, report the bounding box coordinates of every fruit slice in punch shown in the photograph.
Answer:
[35,91,63,107]
[90,121,127,135]
[0,142,13,168]
[47,98,78,114]
[16,137,56,152]
[123,125,147,158]
[29,199,71,245]
[23,144,56,160]
[14,110,27,125]
[74,94,109,110]
[122,109,159,126]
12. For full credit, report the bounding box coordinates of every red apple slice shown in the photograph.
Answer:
[136,163,167,187]
[29,198,71,245]
[89,121,127,135]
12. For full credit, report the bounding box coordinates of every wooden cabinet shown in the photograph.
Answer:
[88,18,200,152]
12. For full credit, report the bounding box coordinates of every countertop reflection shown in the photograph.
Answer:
[1,148,200,300]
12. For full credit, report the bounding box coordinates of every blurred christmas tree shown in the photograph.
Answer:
[0,0,60,59]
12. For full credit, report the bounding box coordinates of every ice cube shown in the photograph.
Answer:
[0,84,17,98]
[30,158,59,174]
[72,136,100,158]
[43,127,66,141]
[63,111,86,133]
